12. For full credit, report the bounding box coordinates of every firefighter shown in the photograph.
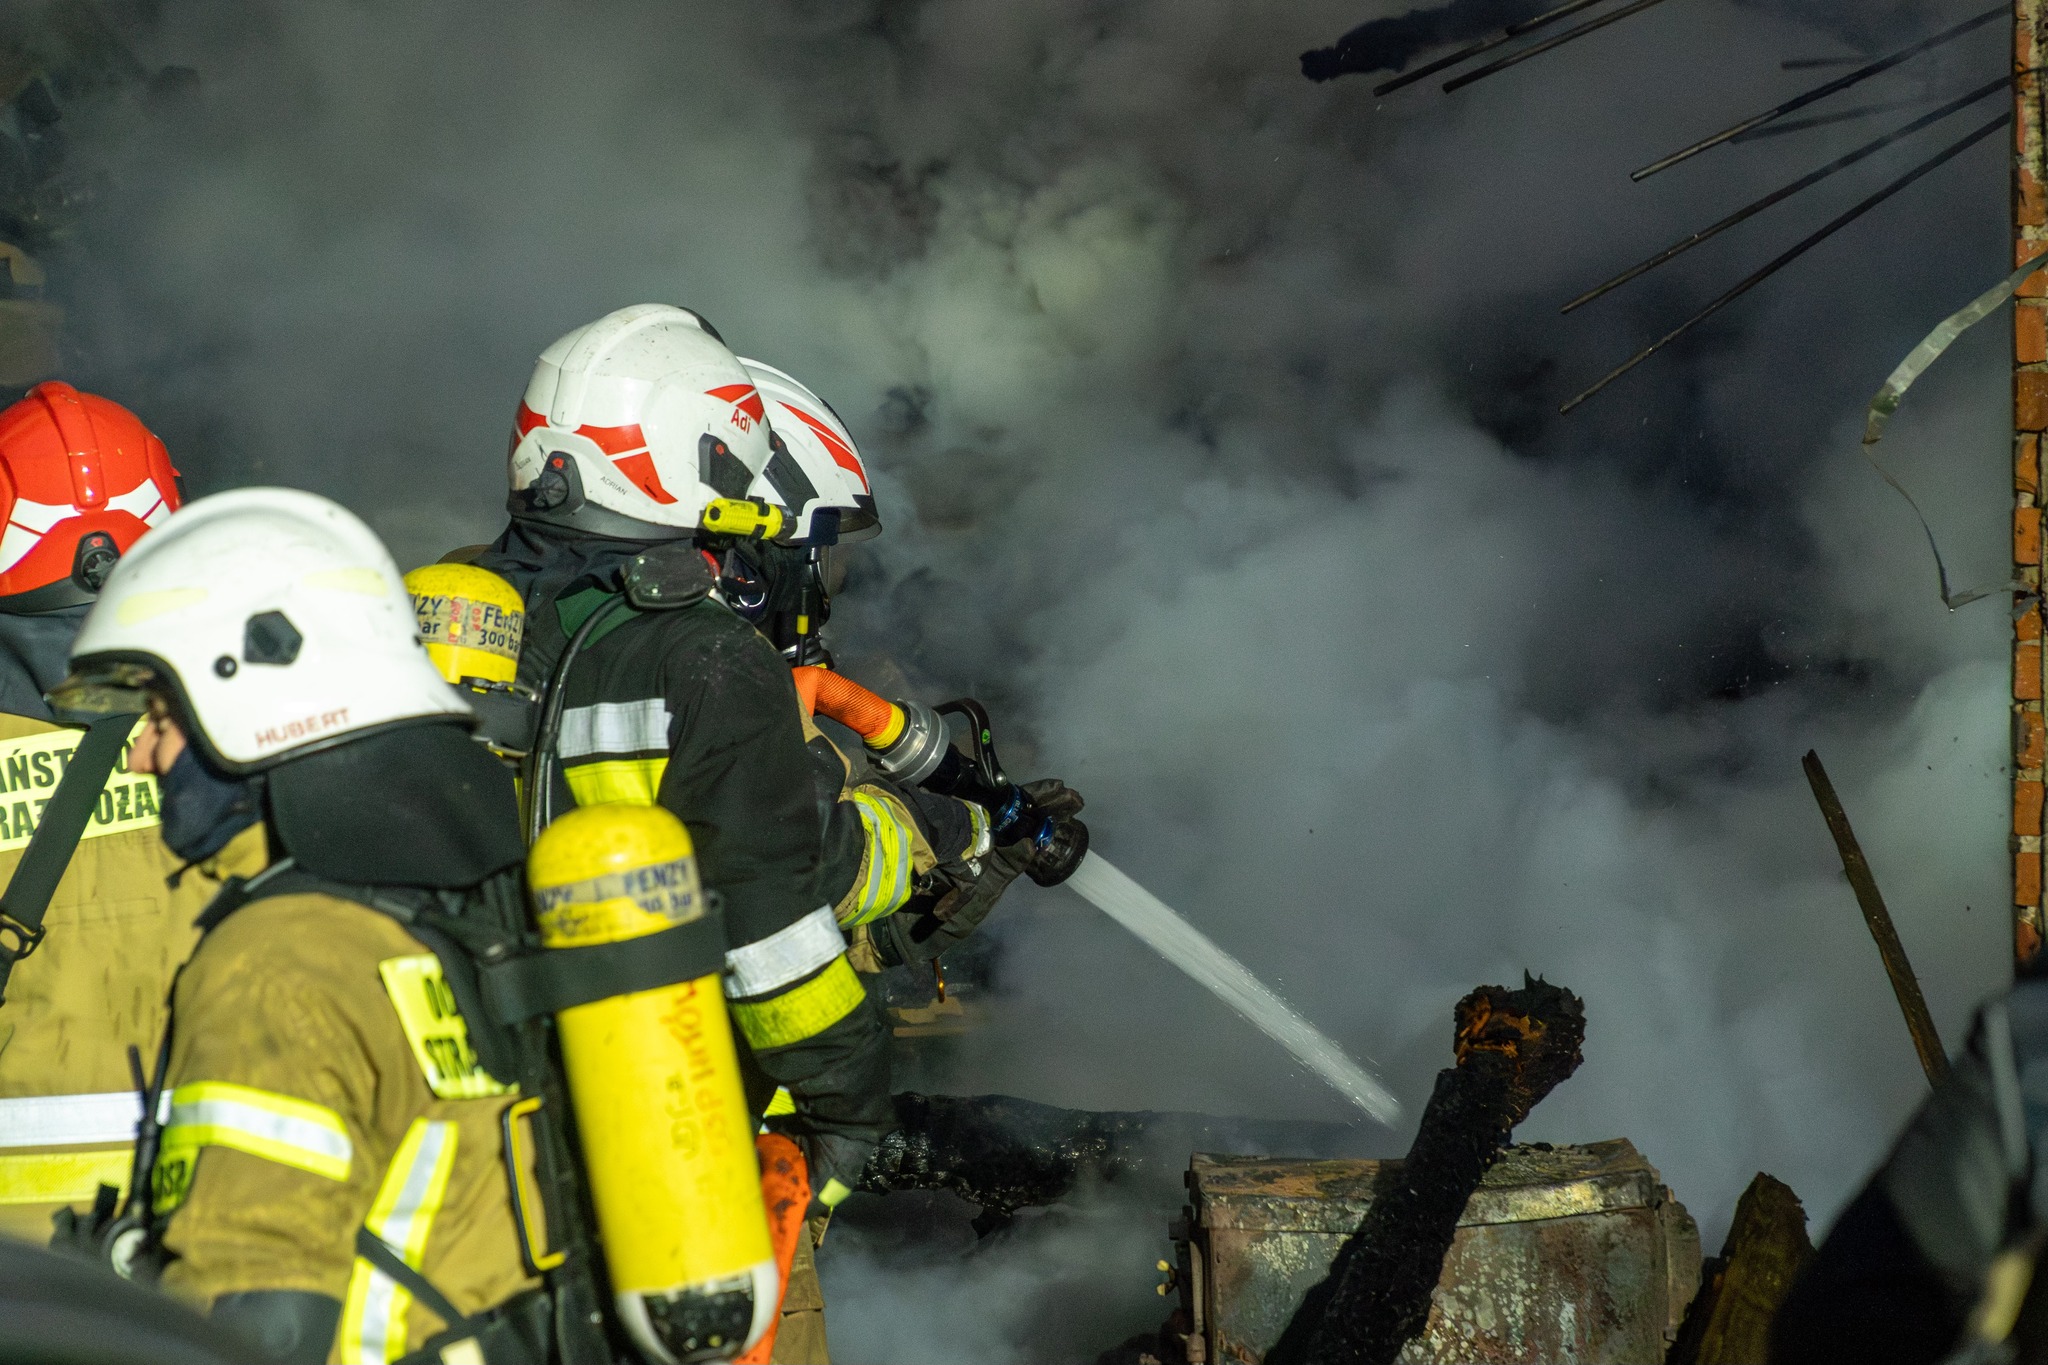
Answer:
[731,357,1082,971]
[50,488,546,1363]
[469,306,894,1362]
[1771,973,2048,1365]
[718,359,1086,1363]
[0,381,198,1244]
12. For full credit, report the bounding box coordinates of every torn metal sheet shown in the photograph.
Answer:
[1852,249,2048,610]
[1866,251,2048,447]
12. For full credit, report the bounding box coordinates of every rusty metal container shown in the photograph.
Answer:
[1174,1139,1701,1364]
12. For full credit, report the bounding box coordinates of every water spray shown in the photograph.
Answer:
[794,666,1402,1126]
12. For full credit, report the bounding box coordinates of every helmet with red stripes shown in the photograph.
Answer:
[0,382,180,611]
[739,359,879,546]
[506,304,774,537]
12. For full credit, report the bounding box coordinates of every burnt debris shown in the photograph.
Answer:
[1268,974,1587,1365]
[1299,0,1546,83]
[853,1092,1375,1235]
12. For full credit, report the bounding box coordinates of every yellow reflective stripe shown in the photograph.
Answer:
[841,789,914,926]
[0,1148,131,1205]
[340,1119,460,1365]
[964,801,992,860]
[764,1087,797,1118]
[157,1082,352,1192]
[563,757,668,807]
[731,957,866,1049]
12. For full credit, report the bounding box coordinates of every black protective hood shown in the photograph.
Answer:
[473,520,665,689]
[265,721,525,889]
[0,603,88,721]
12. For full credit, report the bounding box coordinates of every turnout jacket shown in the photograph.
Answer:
[0,712,232,1241]
[150,724,548,1364]
[479,528,893,1188]
[155,889,538,1361]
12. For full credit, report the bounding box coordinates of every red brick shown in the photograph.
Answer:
[2021,371,2048,430]
[2023,711,2046,770]
[2018,781,2044,837]
[2024,165,2048,230]
[2022,435,2041,497]
[2022,507,2044,565]
[2021,640,2043,701]
[2022,305,2048,364]
[2019,913,2043,967]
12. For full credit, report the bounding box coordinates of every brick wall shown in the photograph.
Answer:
[2018,0,2045,965]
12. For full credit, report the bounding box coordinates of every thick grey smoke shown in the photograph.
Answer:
[49,0,2017,1358]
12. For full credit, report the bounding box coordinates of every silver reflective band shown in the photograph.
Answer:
[558,699,671,759]
[166,1091,353,1178]
[0,1090,170,1148]
[724,906,845,999]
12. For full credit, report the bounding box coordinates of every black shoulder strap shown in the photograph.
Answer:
[477,911,726,1024]
[355,1227,472,1328]
[0,713,141,1002]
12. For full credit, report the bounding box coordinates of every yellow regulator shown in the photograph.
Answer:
[527,803,776,1363]
[405,562,524,686]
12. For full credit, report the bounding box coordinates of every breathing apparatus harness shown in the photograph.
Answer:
[117,719,740,1364]
[162,862,735,1365]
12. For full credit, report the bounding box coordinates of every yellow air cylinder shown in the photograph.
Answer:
[527,803,776,1363]
[405,563,524,686]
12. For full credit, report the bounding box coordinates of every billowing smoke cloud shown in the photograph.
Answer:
[47,0,2017,1358]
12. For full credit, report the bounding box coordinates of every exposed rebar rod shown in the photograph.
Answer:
[1631,3,2003,181]
[1441,0,1675,93]
[1801,750,1949,1087]
[1373,0,1615,96]
[1563,76,2006,315]
[1558,112,2005,414]
[1731,97,1941,143]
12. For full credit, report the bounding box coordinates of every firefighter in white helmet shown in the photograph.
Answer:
[467,309,894,1239]
[48,490,556,1363]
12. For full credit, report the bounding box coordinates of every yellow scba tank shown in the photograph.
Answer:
[527,803,776,1363]
[405,563,524,685]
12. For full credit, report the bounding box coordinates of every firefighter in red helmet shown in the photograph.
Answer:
[0,383,247,1250]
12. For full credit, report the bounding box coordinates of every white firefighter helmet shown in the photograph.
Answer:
[509,304,775,537]
[740,359,879,545]
[52,488,472,774]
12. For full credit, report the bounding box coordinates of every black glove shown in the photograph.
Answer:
[48,1184,163,1282]
[47,1184,121,1262]
[1017,778,1083,825]
[874,779,1084,968]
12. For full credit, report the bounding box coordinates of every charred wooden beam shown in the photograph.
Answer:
[854,1092,1372,1233]
[1666,1173,1813,1365]
[1268,974,1587,1365]
[1802,749,1949,1086]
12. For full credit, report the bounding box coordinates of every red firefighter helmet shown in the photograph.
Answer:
[0,382,181,609]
